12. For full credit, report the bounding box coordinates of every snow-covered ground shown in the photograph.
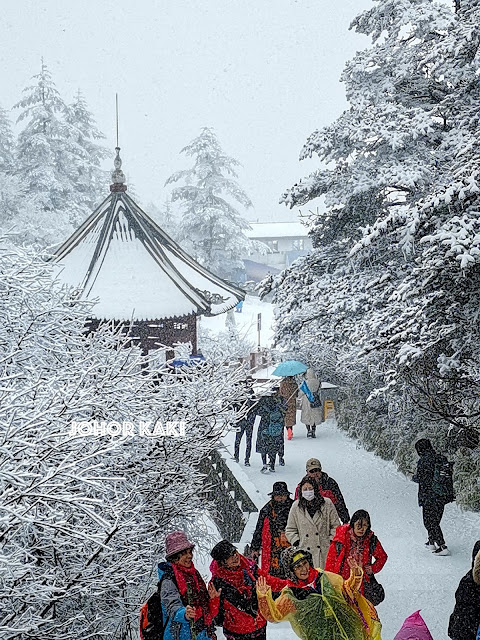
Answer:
[220,417,480,640]
[198,295,480,639]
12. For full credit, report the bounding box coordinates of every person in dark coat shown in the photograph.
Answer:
[448,540,480,640]
[250,482,293,577]
[234,379,256,467]
[325,509,387,597]
[413,438,449,555]
[209,540,287,640]
[294,458,350,524]
[255,387,286,472]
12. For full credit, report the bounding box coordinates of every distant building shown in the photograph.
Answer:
[245,221,312,274]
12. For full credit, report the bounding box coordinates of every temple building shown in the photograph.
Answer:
[52,148,245,355]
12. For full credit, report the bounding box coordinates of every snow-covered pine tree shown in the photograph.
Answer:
[0,105,27,231]
[349,0,480,451]
[166,127,256,281]
[267,0,480,506]
[147,196,180,239]
[64,90,110,215]
[0,105,15,173]
[13,61,86,245]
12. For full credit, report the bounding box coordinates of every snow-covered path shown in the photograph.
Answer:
[222,416,480,640]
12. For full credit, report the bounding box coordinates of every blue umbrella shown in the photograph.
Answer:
[272,360,307,377]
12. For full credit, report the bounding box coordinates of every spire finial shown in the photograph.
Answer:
[110,95,127,192]
[110,147,127,192]
[116,93,119,148]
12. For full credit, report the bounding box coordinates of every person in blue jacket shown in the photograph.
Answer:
[157,531,221,640]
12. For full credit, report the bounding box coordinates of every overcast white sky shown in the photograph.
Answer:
[1,0,373,222]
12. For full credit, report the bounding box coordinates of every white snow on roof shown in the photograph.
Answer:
[55,212,199,320]
[53,194,244,320]
[245,221,309,239]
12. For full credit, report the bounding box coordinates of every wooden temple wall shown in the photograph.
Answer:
[86,314,197,355]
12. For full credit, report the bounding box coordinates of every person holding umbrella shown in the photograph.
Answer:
[298,368,323,438]
[279,376,298,441]
[272,361,306,442]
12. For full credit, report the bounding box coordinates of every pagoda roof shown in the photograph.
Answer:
[51,190,245,322]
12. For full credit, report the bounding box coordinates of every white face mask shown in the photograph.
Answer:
[302,489,315,501]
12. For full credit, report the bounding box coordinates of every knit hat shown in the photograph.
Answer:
[281,547,313,581]
[210,540,238,564]
[269,481,291,496]
[306,458,322,472]
[165,531,194,559]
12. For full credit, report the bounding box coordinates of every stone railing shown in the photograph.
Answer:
[200,448,258,542]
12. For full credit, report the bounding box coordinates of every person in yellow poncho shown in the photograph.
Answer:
[256,547,381,640]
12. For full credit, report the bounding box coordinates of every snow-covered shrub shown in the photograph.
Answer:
[0,243,247,639]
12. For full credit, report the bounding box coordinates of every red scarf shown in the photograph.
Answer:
[172,562,212,624]
[286,566,319,588]
[348,529,365,566]
[210,555,256,595]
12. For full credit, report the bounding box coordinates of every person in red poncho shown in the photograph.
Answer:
[256,547,382,640]
[325,510,387,597]
[209,540,287,640]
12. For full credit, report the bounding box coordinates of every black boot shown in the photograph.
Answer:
[311,425,316,439]
[306,425,312,438]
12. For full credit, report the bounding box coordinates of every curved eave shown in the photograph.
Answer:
[51,191,245,320]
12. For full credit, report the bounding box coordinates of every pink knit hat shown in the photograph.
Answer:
[165,531,194,559]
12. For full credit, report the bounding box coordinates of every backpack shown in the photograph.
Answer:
[432,455,455,503]
[309,391,322,409]
[140,585,168,640]
[264,408,284,437]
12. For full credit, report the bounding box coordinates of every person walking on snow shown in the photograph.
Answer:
[255,386,286,472]
[294,458,350,524]
[325,510,387,600]
[413,438,449,555]
[448,540,480,640]
[234,378,256,467]
[250,482,293,577]
[155,531,220,640]
[279,376,298,441]
[209,540,287,640]
[286,475,340,569]
[298,368,323,438]
[256,547,382,640]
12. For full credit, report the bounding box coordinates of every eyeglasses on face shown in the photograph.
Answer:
[308,468,322,473]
